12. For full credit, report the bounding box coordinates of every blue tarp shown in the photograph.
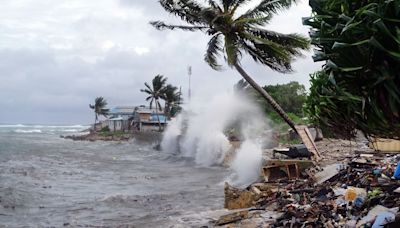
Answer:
[150,114,167,123]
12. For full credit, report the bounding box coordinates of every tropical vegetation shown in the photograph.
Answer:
[89,97,109,131]
[140,75,182,131]
[141,75,168,131]
[303,0,400,139]
[163,84,182,118]
[151,0,310,133]
[235,79,308,130]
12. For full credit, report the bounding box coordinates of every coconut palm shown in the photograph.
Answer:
[141,75,168,131]
[89,97,109,131]
[151,0,309,132]
[163,84,182,118]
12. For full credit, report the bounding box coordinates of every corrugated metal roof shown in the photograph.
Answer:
[109,106,136,114]
[108,117,123,121]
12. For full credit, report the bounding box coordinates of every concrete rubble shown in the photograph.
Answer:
[216,138,400,227]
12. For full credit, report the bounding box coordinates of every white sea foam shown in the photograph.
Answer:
[162,91,271,185]
[14,129,43,133]
[0,124,26,128]
[0,124,88,134]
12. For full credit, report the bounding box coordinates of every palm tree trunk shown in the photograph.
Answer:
[155,100,162,131]
[94,113,97,132]
[234,63,297,133]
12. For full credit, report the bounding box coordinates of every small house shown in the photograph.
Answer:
[106,106,136,132]
[107,117,123,132]
[132,106,168,131]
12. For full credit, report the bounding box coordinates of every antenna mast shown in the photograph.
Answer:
[188,66,192,101]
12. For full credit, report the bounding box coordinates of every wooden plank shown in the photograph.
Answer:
[295,125,322,161]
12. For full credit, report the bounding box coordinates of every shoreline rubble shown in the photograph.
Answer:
[216,139,400,227]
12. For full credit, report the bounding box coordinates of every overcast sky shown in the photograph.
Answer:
[0,0,321,125]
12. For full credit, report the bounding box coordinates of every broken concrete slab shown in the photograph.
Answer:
[312,163,346,184]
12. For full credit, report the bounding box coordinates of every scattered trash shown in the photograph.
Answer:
[218,146,400,227]
[273,144,310,158]
[393,161,400,180]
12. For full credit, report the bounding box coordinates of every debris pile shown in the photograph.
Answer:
[217,140,400,227]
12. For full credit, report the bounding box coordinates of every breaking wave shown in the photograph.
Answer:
[0,124,89,134]
[14,129,43,133]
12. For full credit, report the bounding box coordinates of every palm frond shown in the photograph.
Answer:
[144,82,153,92]
[233,14,273,26]
[248,28,309,51]
[243,32,294,61]
[208,0,223,12]
[224,34,241,66]
[149,99,154,109]
[231,0,252,14]
[221,0,235,11]
[239,38,291,73]
[159,0,206,25]
[150,21,208,31]
[205,33,224,70]
[240,0,298,20]
[156,100,163,111]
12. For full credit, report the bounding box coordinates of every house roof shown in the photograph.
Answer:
[135,106,163,114]
[108,117,123,121]
[109,106,136,115]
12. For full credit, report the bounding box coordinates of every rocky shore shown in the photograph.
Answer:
[61,131,163,143]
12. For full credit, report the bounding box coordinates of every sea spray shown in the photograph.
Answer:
[160,115,184,154]
[231,139,263,186]
[161,91,271,184]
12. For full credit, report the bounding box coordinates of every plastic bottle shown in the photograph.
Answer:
[393,161,400,180]
[345,188,357,201]
[345,187,367,206]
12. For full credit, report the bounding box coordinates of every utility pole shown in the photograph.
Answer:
[188,66,192,101]
[178,86,182,105]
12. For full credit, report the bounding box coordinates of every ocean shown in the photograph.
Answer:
[0,124,229,227]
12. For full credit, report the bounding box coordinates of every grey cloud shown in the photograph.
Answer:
[0,0,319,124]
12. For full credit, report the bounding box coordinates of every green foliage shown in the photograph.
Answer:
[262,82,306,116]
[151,0,309,72]
[267,112,306,132]
[98,131,126,137]
[235,79,308,126]
[140,75,182,119]
[304,0,400,139]
[163,84,183,118]
[100,126,110,132]
[89,97,109,128]
[152,0,310,131]
[141,75,168,112]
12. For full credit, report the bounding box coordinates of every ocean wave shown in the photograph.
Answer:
[31,125,88,128]
[49,129,81,132]
[14,129,43,133]
[0,124,89,129]
[0,124,26,128]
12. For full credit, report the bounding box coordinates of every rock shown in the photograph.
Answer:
[224,183,257,210]
[215,210,249,226]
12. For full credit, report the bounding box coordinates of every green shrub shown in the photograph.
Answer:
[100,126,110,132]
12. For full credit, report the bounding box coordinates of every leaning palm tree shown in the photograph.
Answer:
[89,97,109,132]
[140,75,168,131]
[151,0,309,132]
[163,84,182,118]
